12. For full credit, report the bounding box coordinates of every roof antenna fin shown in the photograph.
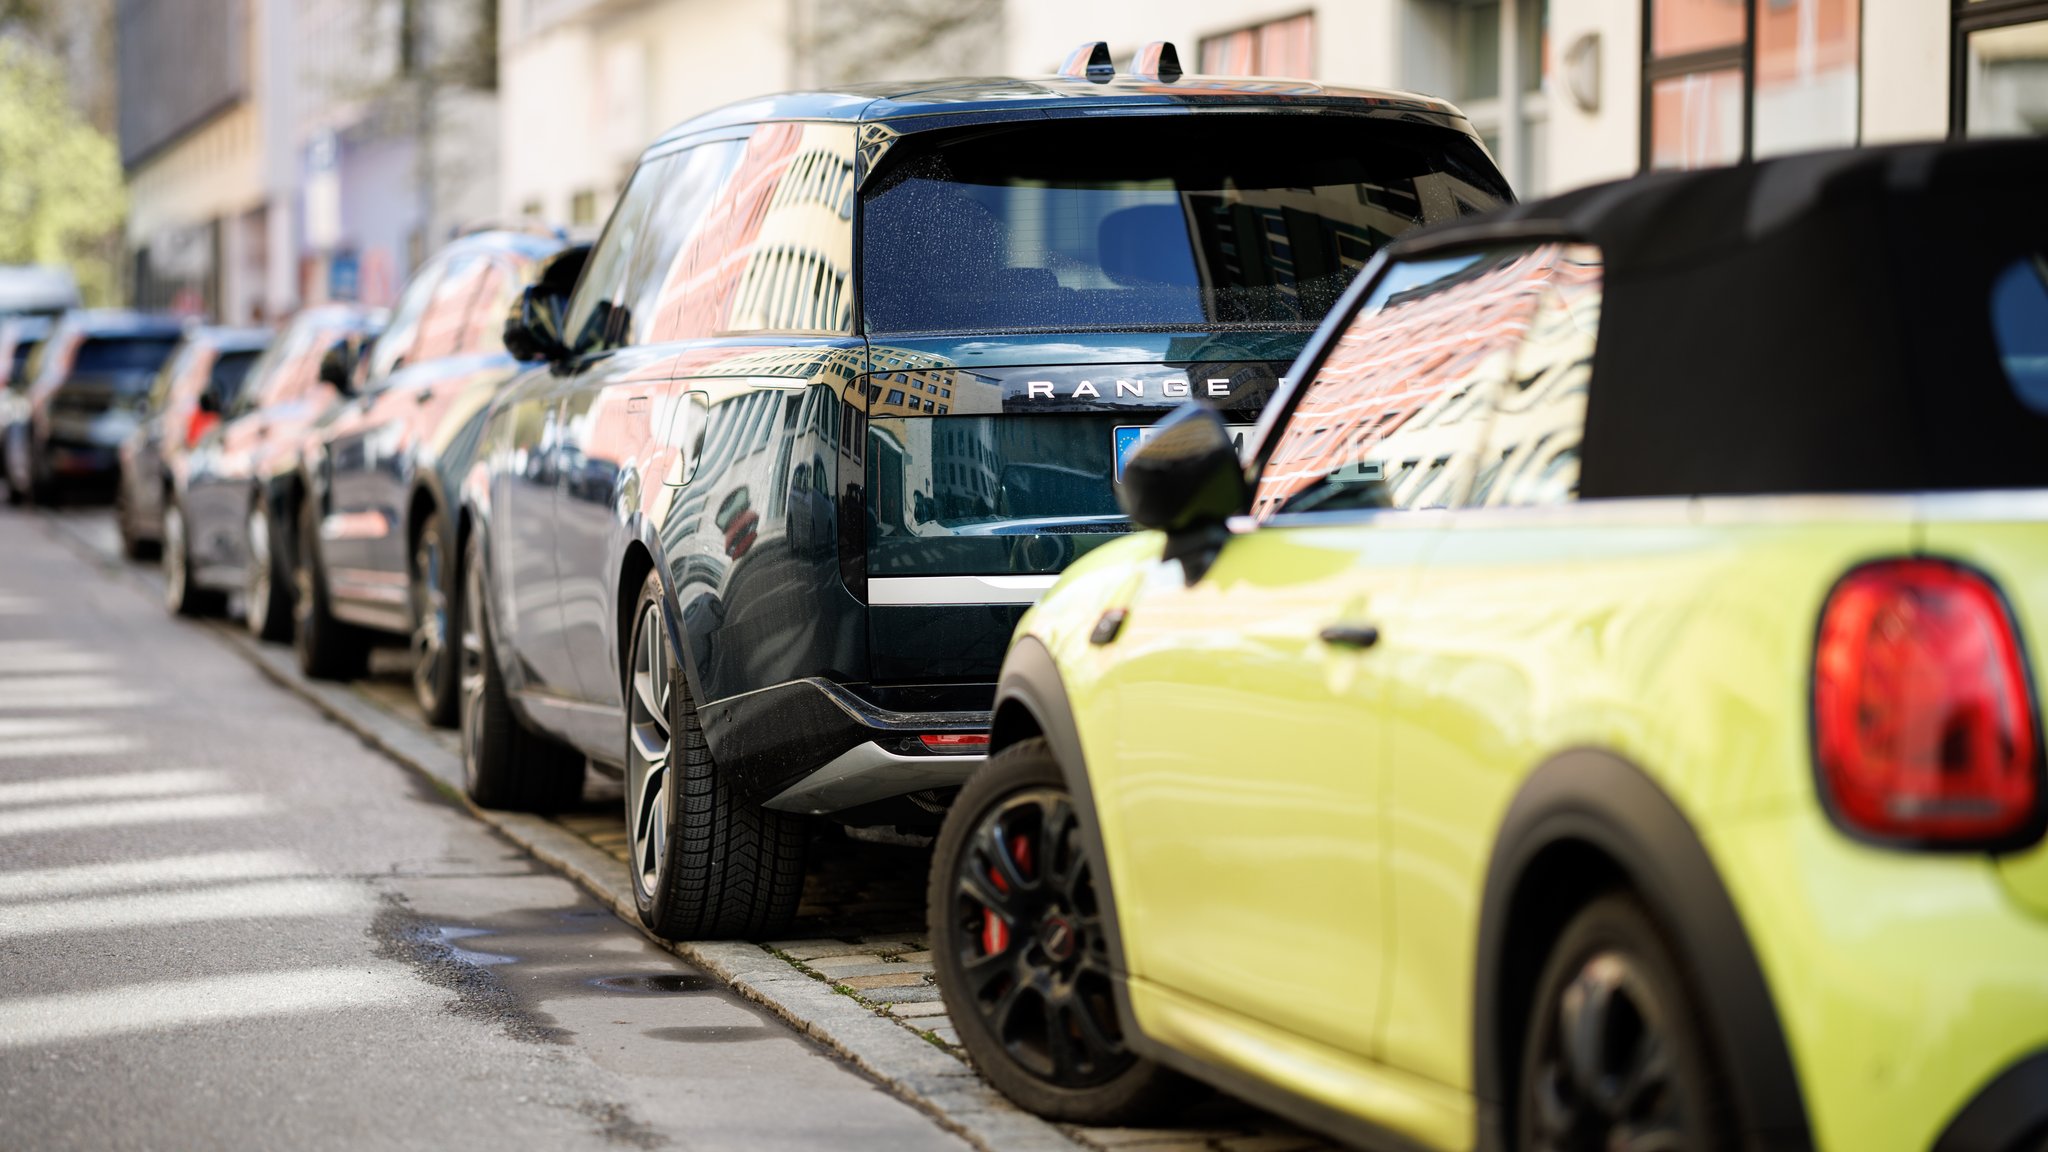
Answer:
[1058,41,1116,82]
[1128,42,1182,82]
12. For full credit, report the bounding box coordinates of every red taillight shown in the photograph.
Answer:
[1814,559,2042,846]
[920,733,989,754]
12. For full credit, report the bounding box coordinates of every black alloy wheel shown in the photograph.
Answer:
[624,567,807,940]
[1518,893,1733,1152]
[293,497,369,680]
[243,500,293,641]
[162,500,222,617]
[410,510,459,727]
[929,737,1187,1124]
[456,528,583,812]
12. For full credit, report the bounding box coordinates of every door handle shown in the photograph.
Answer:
[1318,623,1380,649]
[415,388,434,404]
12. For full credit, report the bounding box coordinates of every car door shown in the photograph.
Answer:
[495,156,670,707]
[1095,250,1526,1064]
[321,252,449,596]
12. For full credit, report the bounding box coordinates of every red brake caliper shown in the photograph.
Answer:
[979,831,1034,955]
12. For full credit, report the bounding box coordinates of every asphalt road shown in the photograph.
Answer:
[0,504,969,1152]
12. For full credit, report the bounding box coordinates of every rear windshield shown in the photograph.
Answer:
[70,335,182,391]
[209,349,262,408]
[861,116,1507,336]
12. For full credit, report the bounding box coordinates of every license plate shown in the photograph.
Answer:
[1113,423,1257,482]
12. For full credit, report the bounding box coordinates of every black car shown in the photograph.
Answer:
[116,326,271,559]
[0,313,54,504]
[9,310,187,504]
[291,230,574,722]
[461,43,1509,939]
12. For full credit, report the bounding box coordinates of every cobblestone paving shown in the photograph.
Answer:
[354,656,1337,1152]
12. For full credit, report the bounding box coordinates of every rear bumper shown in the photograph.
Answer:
[1937,1051,2048,1152]
[700,675,988,812]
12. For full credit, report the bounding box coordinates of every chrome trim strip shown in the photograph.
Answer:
[866,574,1058,607]
[762,741,983,816]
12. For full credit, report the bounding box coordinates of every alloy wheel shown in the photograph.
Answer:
[625,600,672,903]
[412,531,447,709]
[245,506,271,635]
[1526,949,1686,1152]
[458,544,488,793]
[163,506,188,611]
[951,787,1131,1088]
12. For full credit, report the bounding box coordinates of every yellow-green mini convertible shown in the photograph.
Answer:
[928,138,2048,1152]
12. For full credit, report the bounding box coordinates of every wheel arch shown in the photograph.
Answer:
[1472,747,1814,1152]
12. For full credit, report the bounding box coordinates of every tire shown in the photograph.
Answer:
[116,481,159,561]
[1517,892,1735,1152]
[458,528,583,812]
[243,500,293,642]
[293,496,370,680]
[929,737,1191,1124]
[409,509,459,727]
[162,501,223,617]
[625,567,807,940]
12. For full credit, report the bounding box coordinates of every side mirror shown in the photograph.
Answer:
[1118,405,1250,579]
[318,338,358,395]
[196,388,220,415]
[505,242,591,364]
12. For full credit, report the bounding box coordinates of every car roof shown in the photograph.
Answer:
[649,73,1465,152]
[440,228,568,263]
[185,325,272,351]
[1391,135,2048,275]
[58,309,189,338]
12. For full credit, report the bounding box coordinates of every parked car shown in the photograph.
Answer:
[6,310,187,505]
[116,325,271,559]
[933,137,2048,1152]
[0,313,54,503]
[0,264,79,318]
[292,230,576,719]
[457,42,1510,940]
[165,305,384,636]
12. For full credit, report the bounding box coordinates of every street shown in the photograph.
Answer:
[0,503,969,1151]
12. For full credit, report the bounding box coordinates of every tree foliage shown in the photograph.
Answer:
[0,37,123,303]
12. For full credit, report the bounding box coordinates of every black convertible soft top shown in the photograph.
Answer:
[1397,138,2048,499]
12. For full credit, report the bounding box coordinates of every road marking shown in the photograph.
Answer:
[0,878,367,939]
[0,768,234,808]
[0,794,266,837]
[0,642,112,674]
[0,735,142,759]
[0,967,426,1049]
[0,676,155,710]
[0,850,308,903]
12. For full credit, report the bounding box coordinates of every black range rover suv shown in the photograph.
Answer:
[462,43,1510,938]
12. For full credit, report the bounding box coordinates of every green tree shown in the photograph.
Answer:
[0,37,123,304]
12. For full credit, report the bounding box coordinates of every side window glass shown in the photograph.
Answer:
[562,157,670,354]
[1254,249,1542,518]
[461,257,522,354]
[1993,253,2048,415]
[368,256,447,381]
[646,124,856,342]
[1470,246,1603,508]
[149,344,194,412]
[627,139,746,344]
[410,253,488,363]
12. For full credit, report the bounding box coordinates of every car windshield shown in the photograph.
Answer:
[861,115,1507,336]
[71,335,182,391]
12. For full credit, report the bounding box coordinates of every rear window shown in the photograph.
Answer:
[1993,254,2048,413]
[71,335,181,391]
[861,116,1507,337]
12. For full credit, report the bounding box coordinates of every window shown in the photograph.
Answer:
[1956,3,2048,137]
[861,116,1505,336]
[1415,0,1551,194]
[409,253,489,363]
[624,139,746,343]
[1992,253,2048,412]
[1644,0,1861,170]
[1253,242,1602,518]
[1198,12,1315,76]
[562,155,670,354]
[366,254,446,382]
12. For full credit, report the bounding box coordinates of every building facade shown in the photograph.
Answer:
[120,0,500,321]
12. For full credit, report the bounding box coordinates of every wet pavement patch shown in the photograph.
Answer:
[642,1024,778,1044]
[572,1099,667,1149]
[370,901,571,1045]
[587,973,716,995]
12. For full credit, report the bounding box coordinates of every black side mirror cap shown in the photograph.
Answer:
[1118,404,1251,536]
[505,242,592,364]
[317,338,358,395]
[196,388,221,415]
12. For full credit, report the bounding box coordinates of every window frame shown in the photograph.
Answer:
[1951,0,2048,137]
[1639,0,1867,171]
[1196,10,1318,76]
[1246,229,1591,524]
